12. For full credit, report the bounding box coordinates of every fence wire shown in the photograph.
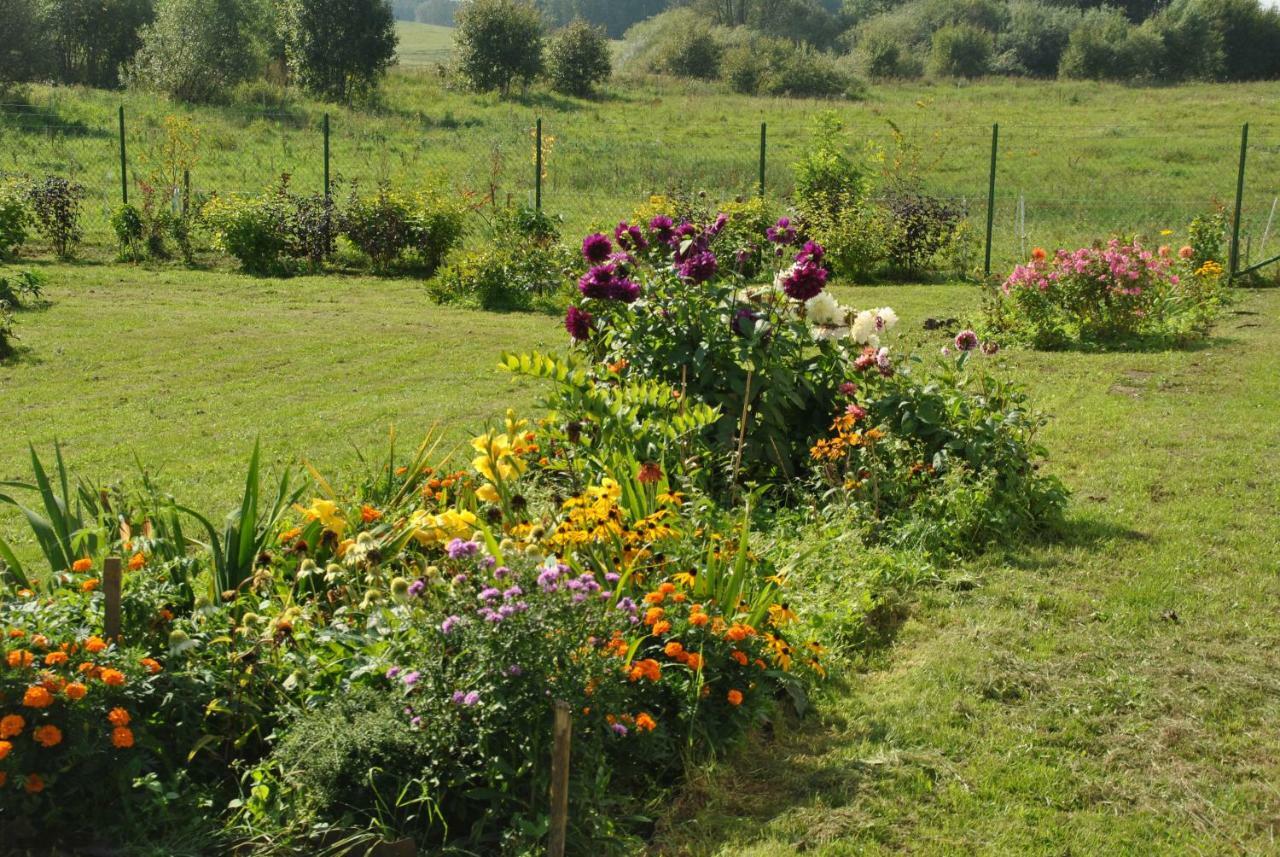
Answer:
[1,95,1276,276]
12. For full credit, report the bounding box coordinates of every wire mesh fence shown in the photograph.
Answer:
[2,93,1277,277]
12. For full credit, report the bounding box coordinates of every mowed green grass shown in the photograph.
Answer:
[650,288,1280,855]
[3,72,1279,270]
[393,20,455,68]
[0,262,558,553]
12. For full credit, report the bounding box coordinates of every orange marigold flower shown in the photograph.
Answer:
[634,713,657,732]
[0,740,11,760]
[663,641,685,659]
[24,773,43,794]
[688,611,709,627]
[85,636,107,654]
[0,714,24,738]
[643,591,665,604]
[100,668,126,687]
[671,593,687,603]
[6,650,34,669]
[107,707,131,727]
[72,558,93,573]
[643,607,664,626]
[731,650,749,666]
[725,623,755,643]
[8,628,25,638]
[81,578,101,593]
[22,686,53,708]
[652,620,672,636]
[1030,247,1046,262]
[684,653,703,671]
[627,658,661,682]
[139,658,162,674]
[44,651,68,667]
[111,726,135,749]
[64,682,87,700]
[658,582,676,594]
[360,505,383,524]
[727,689,744,706]
[33,724,62,748]
[128,553,146,571]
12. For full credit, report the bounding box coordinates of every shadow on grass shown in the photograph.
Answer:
[0,96,112,140]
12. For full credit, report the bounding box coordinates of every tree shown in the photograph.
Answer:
[546,20,612,96]
[278,0,398,101]
[454,0,545,94]
[0,0,46,86]
[40,0,155,87]
[131,0,265,102]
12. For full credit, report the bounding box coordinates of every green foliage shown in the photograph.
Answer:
[546,20,613,97]
[0,269,43,309]
[39,0,155,87]
[203,192,293,276]
[993,0,1077,76]
[130,0,265,103]
[652,22,722,79]
[0,178,31,261]
[723,36,864,98]
[341,184,468,274]
[1186,207,1226,267]
[793,112,874,221]
[1058,6,1157,81]
[453,0,546,94]
[27,176,84,260]
[427,239,573,311]
[278,0,398,101]
[111,203,146,262]
[929,23,994,78]
[0,298,14,360]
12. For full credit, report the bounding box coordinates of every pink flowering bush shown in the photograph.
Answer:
[990,237,1229,348]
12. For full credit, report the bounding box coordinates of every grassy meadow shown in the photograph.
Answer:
[2,65,1279,270]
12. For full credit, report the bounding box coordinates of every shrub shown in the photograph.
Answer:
[929,23,993,78]
[546,20,612,97]
[0,299,14,358]
[793,112,875,221]
[994,0,1077,77]
[0,269,43,308]
[454,0,545,95]
[653,25,722,79]
[341,185,467,274]
[427,240,573,311]
[1058,6,1161,81]
[110,203,146,262]
[202,192,292,275]
[0,178,30,261]
[989,237,1231,347]
[27,176,84,259]
[882,192,972,277]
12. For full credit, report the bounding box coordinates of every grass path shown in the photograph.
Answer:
[654,289,1280,855]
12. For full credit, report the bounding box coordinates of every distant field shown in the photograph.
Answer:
[1,72,1278,269]
[394,20,454,68]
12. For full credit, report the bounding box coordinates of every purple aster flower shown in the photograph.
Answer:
[604,572,621,583]
[493,565,510,580]
[410,716,422,728]
[408,579,426,597]
[480,556,496,569]
[565,305,593,342]
[614,221,648,251]
[503,585,523,599]
[447,538,480,559]
[537,566,561,592]
[648,215,674,244]
[572,592,588,604]
[577,264,616,299]
[385,666,401,680]
[441,615,462,635]
[608,277,641,303]
[463,691,481,706]
[611,722,628,736]
[954,330,979,352]
[506,664,523,676]
[678,250,718,283]
[479,587,501,602]
[452,573,468,585]
[451,690,465,704]
[582,233,612,264]
[498,603,517,618]
[616,596,637,614]
[402,670,421,687]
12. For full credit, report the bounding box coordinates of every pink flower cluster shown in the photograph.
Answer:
[1003,239,1179,297]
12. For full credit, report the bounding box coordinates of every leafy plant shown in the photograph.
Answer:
[27,176,85,259]
[0,176,30,260]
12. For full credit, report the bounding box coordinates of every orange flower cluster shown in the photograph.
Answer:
[627,658,661,682]
[810,411,885,463]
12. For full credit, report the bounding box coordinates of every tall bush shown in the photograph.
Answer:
[929,23,993,78]
[278,0,398,101]
[454,0,545,94]
[546,20,612,97]
[131,0,265,102]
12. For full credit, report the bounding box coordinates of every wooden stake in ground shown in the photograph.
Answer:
[548,701,572,857]
[103,556,123,641]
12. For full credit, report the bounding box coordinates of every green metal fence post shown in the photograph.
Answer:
[323,113,331,199]
[758,122,767,197]
[535,117,543,212]
[118,106,128,206]
[1229,122,1248,280]
[984,123,998,278]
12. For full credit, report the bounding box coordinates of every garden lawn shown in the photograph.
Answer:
[652,287,1280,855]
[0,262,558,555]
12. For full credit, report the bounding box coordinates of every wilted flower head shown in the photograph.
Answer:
[954,330,979,351]
[565,305,593,341]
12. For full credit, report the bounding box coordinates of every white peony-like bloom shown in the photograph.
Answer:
[850,310,878,344]
[805,291,845,326]
[876,307,898,332]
